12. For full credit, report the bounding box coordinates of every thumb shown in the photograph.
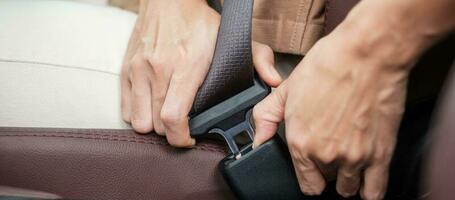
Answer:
[252,83,287,148]
[252,41,282,87]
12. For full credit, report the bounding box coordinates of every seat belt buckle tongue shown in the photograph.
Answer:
[189,77,304,199]
[208,109,254,159]
[189,74,268,157]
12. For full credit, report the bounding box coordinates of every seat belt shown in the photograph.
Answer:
[189,1,306,199]
[191,0,255,115]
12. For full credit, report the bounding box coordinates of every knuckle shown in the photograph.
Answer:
[146,54,166,72]
[345,151,364,165]
[130,55,147,72]
[144,51,161,64]
[373,148,393,164]
[287,138,306,152]
[340,169,358,180]
[145,53,158,65]
[131,118,153,134]
[317,149,336,164]
[160,106,185,126]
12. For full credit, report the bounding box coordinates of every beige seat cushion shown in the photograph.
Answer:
[0,0,135,129]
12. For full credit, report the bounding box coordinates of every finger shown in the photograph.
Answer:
[149,61,172,135]
[286,112,327,195]
[130,59,154,133]
[160,72,198,147]
[336,128,366,198]
[252,41,282,87]
[121,21,145,123]
[336,165,361,198]
[151,80,168,135]
[121,67,132,123]
[290,152,327,195]
[252,83,287,148]
[361,164,389,200]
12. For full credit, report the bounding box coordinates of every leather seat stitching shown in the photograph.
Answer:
[0,129,225,149]
[0,134,227,153]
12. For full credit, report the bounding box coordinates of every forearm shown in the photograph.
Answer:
[335,0,455,69]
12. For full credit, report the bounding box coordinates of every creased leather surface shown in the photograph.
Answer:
[0,127,234,200]
[192,0,255,114]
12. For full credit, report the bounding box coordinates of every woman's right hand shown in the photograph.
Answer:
[121,0,282,147]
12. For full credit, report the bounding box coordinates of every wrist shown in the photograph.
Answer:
[139,0,213,20]
[335,0,438,71]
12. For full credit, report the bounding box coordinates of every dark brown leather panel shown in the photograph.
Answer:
[0,127,234,200]
[324,0,360,35]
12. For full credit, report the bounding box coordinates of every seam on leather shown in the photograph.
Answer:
[0,128,225,148]
[0,127,227,153]
[2,129,167,140]
[0,133,226,153]
[0,59,119,76]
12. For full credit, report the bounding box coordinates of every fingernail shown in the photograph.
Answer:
[252,141,258,149]
[190,138,196,146]
[270,64,282,82]
[182,138,197,149]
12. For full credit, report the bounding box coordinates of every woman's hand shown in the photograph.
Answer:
[121,0,282,147]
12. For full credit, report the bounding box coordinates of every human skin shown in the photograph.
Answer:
[252,0,455,199]
[120,0,282,147]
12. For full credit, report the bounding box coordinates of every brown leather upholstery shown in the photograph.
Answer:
[0,128,233,200]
